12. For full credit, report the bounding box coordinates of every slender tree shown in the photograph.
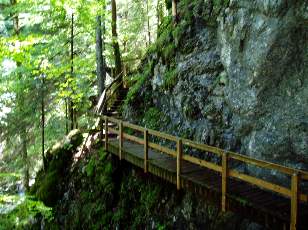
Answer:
[41,74,46,170]
[96,1,106,97]
[11,0,29,190]
[172,0,178,24]
[111,0,122,79]
[146,0,151,45]
[69,12,75,130]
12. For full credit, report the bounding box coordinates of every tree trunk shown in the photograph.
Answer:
[70,13,75,130]
[65,98,68,134]
[41,76,46,170]
[96,15,106,97]
[123,40,127,78]
[146,0,151,46]
[172,0,178,24]
[21,130,29,191]
[111,0,122,79]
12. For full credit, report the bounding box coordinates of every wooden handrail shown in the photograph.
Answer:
[148,129,178,142]
[96,71,123,115]
[123,121,145,132]
[182,138,223,156]
[103,115,308,230]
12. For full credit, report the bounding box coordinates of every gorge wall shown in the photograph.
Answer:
[123,0,308,181]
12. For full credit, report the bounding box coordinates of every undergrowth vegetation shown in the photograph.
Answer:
[0,196,53,230]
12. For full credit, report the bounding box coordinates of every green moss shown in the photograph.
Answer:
[30,130,83,207]
[162,67,177,90]
[59,148,115,229]
[0,196,54,230]
[212,0,230,16]
[162,43,176,62]
[35,170,59,207]
[85,157,96,177]
[146,43,157,56]
[143,107,164,130]
[157,29,172,51]
[124,73,146,105]
[172,20,189,47]
[124,61,153,106]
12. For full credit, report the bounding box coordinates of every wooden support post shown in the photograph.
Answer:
[100,118,103,142]
[104,116,108,151]
[221,151,228,212]
[119,121,123,160]
[176,138,182,190]
[290,173,299,230]
[144,129,148,173]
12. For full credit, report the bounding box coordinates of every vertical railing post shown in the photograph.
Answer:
[221,151,228,212]
[290,172,299,230]
[144,129,148,173]
[176,138,182,190]
[119,121,123,160]
[99,117,103,143]
[104,116,108,151]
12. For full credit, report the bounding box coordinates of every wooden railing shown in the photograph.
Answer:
[95,71,123,115]
[103,115,308,230]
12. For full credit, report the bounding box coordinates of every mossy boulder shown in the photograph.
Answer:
[30,129,83,207]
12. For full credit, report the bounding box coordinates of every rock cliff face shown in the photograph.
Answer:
[124,0,308,180]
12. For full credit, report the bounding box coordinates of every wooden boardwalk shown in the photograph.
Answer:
[102,116,308,230]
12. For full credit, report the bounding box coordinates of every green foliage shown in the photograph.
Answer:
[143,107,170,130]
[172,23,185,47]
[85,157,96,177]
[162,67,177,90]
[157,16,173,49]
[212,0,230,16]
[124,73,147,105]
[162,43,176,62]
[124,61,153,106]
[0,195,53,230]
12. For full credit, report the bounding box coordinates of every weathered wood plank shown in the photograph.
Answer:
[108,116,121,124]
[182,138,223,156]
[144,129,148,173]
[290,173,299,230]
[222,152,228,212]
[123,121,145,132]
[182,154,222,173]
[123,133,144,145]
[104,116,108,151]
[119,121,123,160]
[109,127,119,134]
[148,129,178,142]
[148,141,176,157]
[177,139,182,190]
[229,169,291,198]
[229,152,295,176]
